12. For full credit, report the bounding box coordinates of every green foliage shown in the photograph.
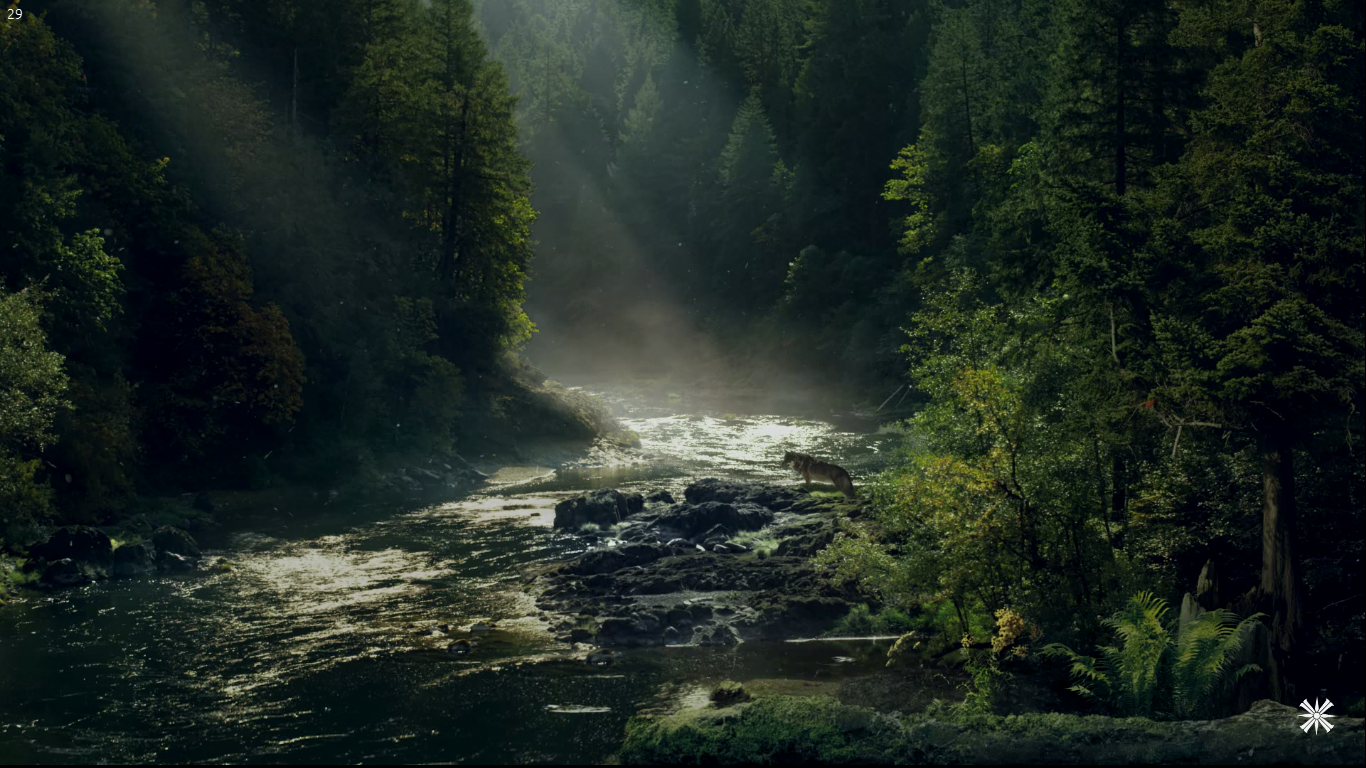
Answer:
[827,604,917,637]
[728,529,779,557]
[0,287,67,548]
[883,144,935,254]
[1044,592,1265,719]
[818,271,1121,628]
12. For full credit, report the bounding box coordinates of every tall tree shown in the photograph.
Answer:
[1140,0,1365,701]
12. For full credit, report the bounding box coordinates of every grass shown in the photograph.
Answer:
[1,556,36,602]
[729,529,779,557]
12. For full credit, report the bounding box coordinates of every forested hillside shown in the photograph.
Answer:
[3,0,1363,706]
[476,0,1361,702]
[2,0,541,543]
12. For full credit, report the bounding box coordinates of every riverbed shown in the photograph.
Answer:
[0,383,903,764]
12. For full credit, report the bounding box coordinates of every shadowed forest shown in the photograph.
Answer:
[1,0,1364,762]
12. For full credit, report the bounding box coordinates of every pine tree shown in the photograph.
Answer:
[1138,0,1366,700]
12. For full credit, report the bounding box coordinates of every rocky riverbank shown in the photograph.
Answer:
[530,478,864,648]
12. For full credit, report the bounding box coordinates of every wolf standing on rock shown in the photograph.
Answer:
[782,451,856,498]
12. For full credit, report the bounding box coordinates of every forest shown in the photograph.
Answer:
[1,0,1363,763]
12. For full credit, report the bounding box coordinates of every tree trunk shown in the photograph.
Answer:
[1259,429,1302,703]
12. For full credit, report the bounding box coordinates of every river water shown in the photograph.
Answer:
[0,384,901,764]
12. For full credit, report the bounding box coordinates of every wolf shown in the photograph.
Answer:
[783,451,856,498]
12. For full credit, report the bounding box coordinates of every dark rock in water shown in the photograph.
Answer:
[662,626,681,642]
[566,543,669,576]
[158,552,197,573]
[554,489,644,529]
[192,494,216,513]
[653,502,772,539]
[586,648,616,666]
[112,542,155,578]
[696,625,741,646]
[684,478,814,512]
[596,615,663,647]
[666,608,694,627]
[570,627,595,643]
[709,680,751,707]
[754,596,852,639]
[645,490,675,505]
[39,558,97,588]
[29,526,114,573]
[447,639,472,655]
[470,622,495,634]
[151,526,201,559]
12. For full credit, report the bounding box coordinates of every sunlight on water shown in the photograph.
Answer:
[0,383,900,764]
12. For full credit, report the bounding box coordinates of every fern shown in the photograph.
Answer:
[1171,608,1265,718]
[1043,592,1264,719]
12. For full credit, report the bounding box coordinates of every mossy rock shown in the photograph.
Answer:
[710,681,752,707]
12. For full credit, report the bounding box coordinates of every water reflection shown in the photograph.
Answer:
[0,384,899,764]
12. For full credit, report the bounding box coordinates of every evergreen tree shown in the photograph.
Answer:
[1138,0,1365,700]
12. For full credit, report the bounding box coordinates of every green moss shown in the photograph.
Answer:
[617,696,1354,765]
[620,696,921,765]
[728,529,778,556]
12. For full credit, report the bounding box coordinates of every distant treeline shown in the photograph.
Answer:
[2,0,536,544]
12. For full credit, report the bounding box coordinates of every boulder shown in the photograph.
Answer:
[38,558,96,589]
[652,502,772,539]
[151,526,201,559]
[112,542,155,578]
[773,518,836,557]
[696,624,741,646]
[645,489,675,505]
[567,543,670,576]
[28,526,114,573]
[709,680,751,707]
[596,611,667,647]
[158,552,197,573]
[683,478,812,511]
[586,648,616,667]
[553,489,644,529]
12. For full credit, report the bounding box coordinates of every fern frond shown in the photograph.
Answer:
[1171,608,1267,718]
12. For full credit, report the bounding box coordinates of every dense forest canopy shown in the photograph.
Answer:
[2,0,1362,711]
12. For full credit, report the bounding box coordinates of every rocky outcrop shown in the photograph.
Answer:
[620,696,1366,765]
[38,558,98,588]
[532,479,863,647]
[112,541,156,577]
[650,501,773,539]
[684,478,829,513]
[554,488,645,529]
[29,527,114,575]
[151,526,202,559]
[27,525,204,588]
[565,542,672,575]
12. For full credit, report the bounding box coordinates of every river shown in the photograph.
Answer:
[0,383,901,764]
